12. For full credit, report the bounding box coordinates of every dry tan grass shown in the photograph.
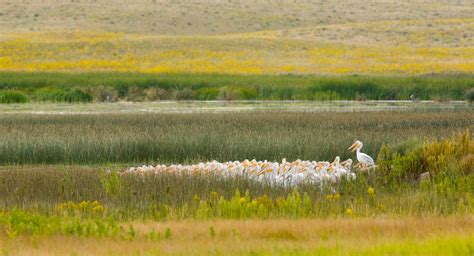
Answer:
[240,18,474,47]
[1,216,472,255]
[130,216,474,240]
[1,0,473,37]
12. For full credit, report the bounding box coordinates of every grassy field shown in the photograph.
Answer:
[0,217,473,255]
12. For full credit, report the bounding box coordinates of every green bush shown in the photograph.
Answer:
[466,88,474,103]
[33,87,66,102]
[195,87,219,100]
[63,89,93,103]
[239,87,258,100]
[376,130,472,184]
[0,91,29,103]
[272,87,296,100]
[33,88,93,103]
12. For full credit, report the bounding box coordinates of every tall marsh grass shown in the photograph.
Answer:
[0,111,471,164]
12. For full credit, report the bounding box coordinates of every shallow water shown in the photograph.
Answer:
[0,100,471,114]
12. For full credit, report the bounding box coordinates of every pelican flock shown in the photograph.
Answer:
[123,140,375,187]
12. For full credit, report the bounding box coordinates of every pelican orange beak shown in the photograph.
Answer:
[348,142,359,152]
[341,159,352,166]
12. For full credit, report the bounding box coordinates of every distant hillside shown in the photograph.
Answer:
[0,0,473,75]
[1,0,473,36]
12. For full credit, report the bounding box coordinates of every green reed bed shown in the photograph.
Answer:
[0,72,473,102]
[0,111,472,165]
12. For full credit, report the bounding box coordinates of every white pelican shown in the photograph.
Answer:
[341,159,353,170]
[124,157,357,187]
[348,140,375,168]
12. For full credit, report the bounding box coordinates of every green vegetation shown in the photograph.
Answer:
[0,72,473,102]
[0,210,121,239]
[0,108,471,254]
[0,111,471,164]
[0,131,472,220]
[466,88,474,103]
[34,88,93,103]
[0,90,29,103]
[0,111,470,221]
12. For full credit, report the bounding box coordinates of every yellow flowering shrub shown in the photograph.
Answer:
[57,200,105,217]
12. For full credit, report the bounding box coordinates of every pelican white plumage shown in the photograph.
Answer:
[124,157,358,187]
[341,159,353,170]
[348,140,375,168]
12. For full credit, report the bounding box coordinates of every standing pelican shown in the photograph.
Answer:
[348,140,375,168]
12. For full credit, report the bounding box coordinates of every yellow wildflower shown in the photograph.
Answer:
[345,208,353,216]
[367,187,376,197]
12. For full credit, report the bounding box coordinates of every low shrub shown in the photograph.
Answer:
[217,86,240,101]
[127,87,145,102]
[88,85,118,102]
[145,88,160,101]
[466,88,474,103]
[173,88,195,101]
[195,87,219,100]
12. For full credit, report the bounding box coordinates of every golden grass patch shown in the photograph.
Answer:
[1,217,472,255]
